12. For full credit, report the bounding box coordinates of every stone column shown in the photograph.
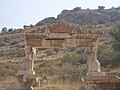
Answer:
[17,46,35,90]
[86,41,105,76]
[23,46,35,74]
[85,41,105,90]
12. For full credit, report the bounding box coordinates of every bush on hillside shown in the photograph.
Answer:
[0,48,25,57]
[61,52,87,65]
[75,48,86,54]
[0,62,20,81]
[58,65,87,82]
[97,43,120,68]
[109,24,120,51]
[44,49,55,55]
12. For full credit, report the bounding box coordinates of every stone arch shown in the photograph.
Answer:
[18,21,106,90]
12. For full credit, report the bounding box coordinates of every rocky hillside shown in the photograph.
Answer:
[36,6,120,26]
[1,6,120,59]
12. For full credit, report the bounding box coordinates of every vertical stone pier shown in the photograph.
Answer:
[85,41,120,90]
[17,46,36,90]
[24,46,35,74]
[86,41,105,76]
[85,41,105,90]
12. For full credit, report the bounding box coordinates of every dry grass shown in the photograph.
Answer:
[0,57,85,90]
[0,77,17,90]
[34,81,84,90]
[0,78,84,90]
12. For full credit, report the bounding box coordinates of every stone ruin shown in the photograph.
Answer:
[8,21,120,90]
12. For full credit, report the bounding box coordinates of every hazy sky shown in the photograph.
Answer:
[0,0,120,30]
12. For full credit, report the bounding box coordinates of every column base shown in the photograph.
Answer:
[84,75,120,90]
[17,69,35,76]
[86,71,105,76]
[86,84,102,90]
[88,60,101,72]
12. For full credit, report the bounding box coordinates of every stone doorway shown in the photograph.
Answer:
[16,21,120,90]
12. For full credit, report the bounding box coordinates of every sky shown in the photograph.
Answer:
[0,0,120,30]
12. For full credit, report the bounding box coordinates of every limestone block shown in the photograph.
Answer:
[22,59,33,70]
[87,71,105,76]
[25,46,32,55]
[86,84,102,90]
[17,69,25,76]
[85,75,120,84]
[25,46,33,59]
[26,69,35,75]
[88,60,101,72]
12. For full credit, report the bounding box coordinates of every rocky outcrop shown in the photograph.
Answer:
[57,6,120,25]
[35,17,56,26]
[36,6,120,25]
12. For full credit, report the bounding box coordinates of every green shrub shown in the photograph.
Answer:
[97,43,120,68]
[53,48,60,54]
[61,52,87,65]
[109,24,120,51]
[44,49,55,55]
[75,48,86,54]
[58,65,87,82]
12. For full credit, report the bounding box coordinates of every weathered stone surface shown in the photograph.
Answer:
[24,21,105,90]
[85,75,120,84]
[16,21,120,90]
[25,21,102,48]
[84,75,120,90]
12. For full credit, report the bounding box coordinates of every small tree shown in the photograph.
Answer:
[109,24,120,68]
[1,27,8,34]
[8,28,13,32]
[109,24,120,51]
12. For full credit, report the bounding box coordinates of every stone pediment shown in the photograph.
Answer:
[25,21,102,34]
[24,21,103,48]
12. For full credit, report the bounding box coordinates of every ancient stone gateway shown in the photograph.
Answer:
[17,21,120,90]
